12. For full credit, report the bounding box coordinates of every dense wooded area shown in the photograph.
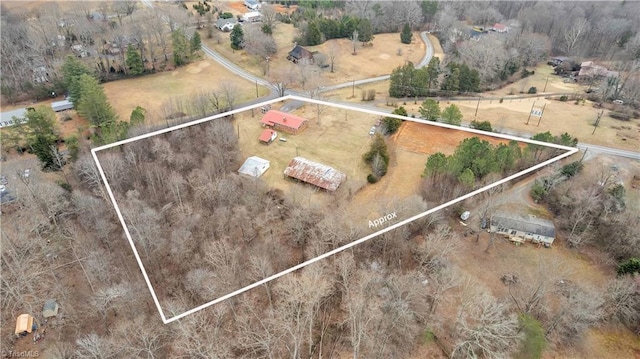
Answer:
[2,1,639,357]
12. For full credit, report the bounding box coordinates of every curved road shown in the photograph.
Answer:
[141,0,639,160]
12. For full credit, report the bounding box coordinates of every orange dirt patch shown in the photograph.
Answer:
[392,121,509,155]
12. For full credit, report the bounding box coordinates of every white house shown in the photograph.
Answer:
[242,11,262,23]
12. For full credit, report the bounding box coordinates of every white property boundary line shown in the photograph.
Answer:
[91,95,578,324]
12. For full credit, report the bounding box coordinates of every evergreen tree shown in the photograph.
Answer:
[441,104,462,125]
[190,31,202,56]
[61,55,94,105]
[363,133,390,180]
[459,63,480,92]
[419,99,440,121]
[426,57,440,90]
[130,106,146,127]
[470,120,492,131]
[400,23,413,44]
[76,74,117,129]
[306,21,323,46]
[357,18,374,43]
[423,152,447,179]
[20,106,64,171]
[441,66,460,92]
[126,45,144,75]
[230,25,244,50]
[172,29,189,66]
[382,107,406,134]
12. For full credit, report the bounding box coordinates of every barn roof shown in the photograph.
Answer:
[239,156,270,177]
[491,213,555,238]
[288,44,313,60]
[259,129,276,143]
[284,157,346,191]
[260,110,307,130]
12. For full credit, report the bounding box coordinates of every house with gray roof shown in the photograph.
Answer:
[490,213,556,247]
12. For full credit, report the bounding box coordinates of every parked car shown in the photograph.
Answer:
[369,127,376,135]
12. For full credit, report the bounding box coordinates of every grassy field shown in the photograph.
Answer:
[103,59,270,124]
[234,101,377,208]
[204,22,426,88]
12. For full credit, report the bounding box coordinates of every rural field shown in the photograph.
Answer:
[102,59,270,123]
[235,102,376,206]
[204,20,426,87]
[325,65,640,152]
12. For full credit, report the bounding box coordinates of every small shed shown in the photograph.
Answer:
[259,129,277,144]
[51,99,74,112]
[15,314,34,336]
[239,156,270,178]
[287,44,314,64]
[43,300,59,318]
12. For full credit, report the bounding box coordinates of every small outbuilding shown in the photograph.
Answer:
[259,129,278,144]
[260,110,308,134]
[43,299,59,318]
[287,44,314,64]
[284,157,346,191]
[51,99,74,112]
[15,314,35,336]
[242,11,262,23]
[239,156,270,178]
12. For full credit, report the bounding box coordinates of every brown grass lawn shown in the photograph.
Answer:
[235,101,377,207]
[103,59,270,123]
[322,85,640,151]
[489,63,582,96]
[204,22,426,88]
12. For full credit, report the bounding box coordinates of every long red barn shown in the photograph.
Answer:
[260,110,308,134]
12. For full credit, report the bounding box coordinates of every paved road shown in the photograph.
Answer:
[319,31,434,92]
[140,0,639,161]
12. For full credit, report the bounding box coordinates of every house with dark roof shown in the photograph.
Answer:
[287,44,314,64]
[284,157,346,191]
[260,110,308,134]
[216,18,238,32]
[490,213,556,247]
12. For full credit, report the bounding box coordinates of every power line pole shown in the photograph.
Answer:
[543,74,550,92]
[536,103,547,126]
[526,101,536,125]
[474,96,481,117]
[592,109,604,135]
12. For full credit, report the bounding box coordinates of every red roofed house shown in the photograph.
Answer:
[492,23,509,33]
[260,110,308,134]
[259,129,278,144]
